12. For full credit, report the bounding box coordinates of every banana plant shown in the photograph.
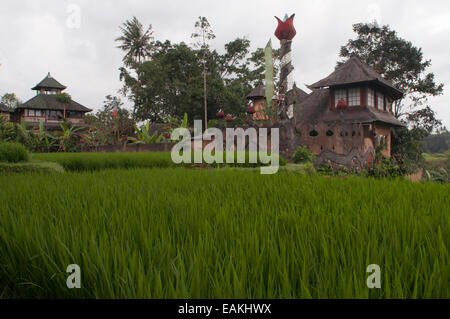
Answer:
[15,119,35,149]
[57,121,82,152]
[36,120,57,153]
[127,121,164,144]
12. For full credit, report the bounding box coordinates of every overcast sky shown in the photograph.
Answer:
[1,0,449,127]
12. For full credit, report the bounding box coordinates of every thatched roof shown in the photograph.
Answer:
[285,84,310,106]
[246,82,265,99]
[0,103,12,113]
[19,94,92,112]
[247,82,310,106]
[294,88,405,127]
[32,73,67,91]
[309,56,403,100]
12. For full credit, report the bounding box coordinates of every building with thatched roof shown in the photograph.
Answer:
[246,56,405,170]
[13,73,92,128]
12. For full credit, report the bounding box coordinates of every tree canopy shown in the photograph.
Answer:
[118,17,273,124]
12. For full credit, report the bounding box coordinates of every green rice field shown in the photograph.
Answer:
[0,167,448,299]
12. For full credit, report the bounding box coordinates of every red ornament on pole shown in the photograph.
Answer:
[246,105,256,115]
[216,109,225,119]
[113,108,118,119]
[226,114,234,123]
[275,14,296,41]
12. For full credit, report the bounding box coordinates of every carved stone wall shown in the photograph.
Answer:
[279,120,381,170]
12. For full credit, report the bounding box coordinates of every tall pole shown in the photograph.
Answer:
[279,40,294,96]
[275,14,297,119]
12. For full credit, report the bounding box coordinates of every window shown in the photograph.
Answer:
[50,111,57,119]
[335,89,346,107]
[348,88,360,106]
[367,88,375,107]
[35,110,42,117]
[68,111,82,118]
[387,99,392,113]
[377,93,384,110]
[28,109,35,116]
[57,111,63,120]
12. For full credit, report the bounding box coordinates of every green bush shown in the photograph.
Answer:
[317,162,333,175]
[292,146,316,164]
[0,142,29,163]
[365,159,404,179]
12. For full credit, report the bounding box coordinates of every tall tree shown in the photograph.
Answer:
[339,22,444,127]
[119,39,269,124]
[116,16,154,65]
[1,93,21,109]
[191,16,216,129]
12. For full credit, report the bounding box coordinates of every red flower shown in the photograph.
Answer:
[216,109,225,119]
[246,105,256,114]
[164,132,171,139]
[122,136,128,141]
[336,98,348,109]
[245,117,250,124]
[226,114,234,122]
[274,14,296,41]
[113,109,118,119]
[80,139,85,144]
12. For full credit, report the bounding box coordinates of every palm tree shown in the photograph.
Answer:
[56,93,72,120]
[115,16,154,65]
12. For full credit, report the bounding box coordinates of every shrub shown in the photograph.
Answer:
[292,146,316,164]
[365,159,404,179]
[0,142,29,163]
[317,162,333,175]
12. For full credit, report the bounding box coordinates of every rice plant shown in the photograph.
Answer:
[0,169,448,298]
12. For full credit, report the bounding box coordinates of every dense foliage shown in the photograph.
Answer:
[0,169,448,298]
[292,146,316,164]
[0,142,29,163]
[423,131,450,154]
[117,17,279,124]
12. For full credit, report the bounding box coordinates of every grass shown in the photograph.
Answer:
[0,168,448,299]
[0,161,64,174]
[32,151,286,171]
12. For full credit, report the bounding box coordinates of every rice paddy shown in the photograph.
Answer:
[0,167,448,299]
